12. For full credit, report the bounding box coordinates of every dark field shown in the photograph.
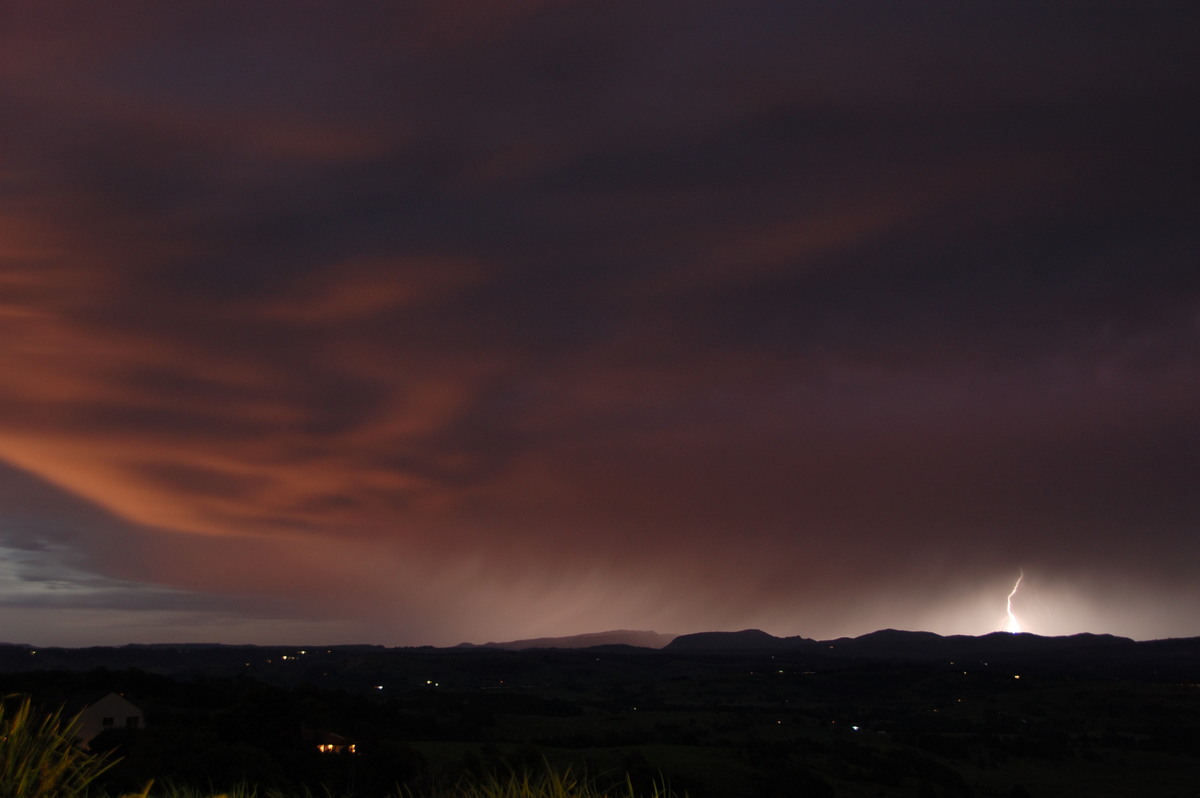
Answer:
[2,632,1198,797]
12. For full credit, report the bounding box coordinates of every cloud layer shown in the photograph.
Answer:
[2,2,1198,644]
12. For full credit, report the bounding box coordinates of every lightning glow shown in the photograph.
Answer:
[1003,571,1024,634]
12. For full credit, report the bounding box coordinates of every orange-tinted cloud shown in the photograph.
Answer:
[0,1,1197,645]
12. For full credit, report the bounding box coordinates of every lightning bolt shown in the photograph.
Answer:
[1004,571,1024,634]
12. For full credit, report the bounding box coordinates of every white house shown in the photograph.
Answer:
[72,692,143,750]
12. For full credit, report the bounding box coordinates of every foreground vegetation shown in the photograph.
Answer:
[1,695,679,798]
[107,770,682,798]
[0,696,115,798]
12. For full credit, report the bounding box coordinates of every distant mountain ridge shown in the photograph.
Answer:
[664,627,1147,662]
[3,629,1197,682]
[464,626,1151,659]
[5,628,1194,663]
[660,628,813,650]
[471,630,677,650]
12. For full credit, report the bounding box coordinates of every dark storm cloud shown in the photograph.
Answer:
[1,1,1197,643]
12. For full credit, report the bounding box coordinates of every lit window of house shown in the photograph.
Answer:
[313,731,357,754]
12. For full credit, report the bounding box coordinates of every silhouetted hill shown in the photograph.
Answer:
[824,629,1140,663]
[3,629,1197,683]
[472,630,675,650]
[666,629,811,650]
[661,627,1200,677]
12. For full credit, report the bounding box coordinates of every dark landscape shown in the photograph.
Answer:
[4,629,1199,798]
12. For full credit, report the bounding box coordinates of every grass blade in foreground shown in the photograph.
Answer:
[0,694,117,798]
[430,767,683,798]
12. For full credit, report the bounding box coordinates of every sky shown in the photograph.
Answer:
[1,1,1198,647]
